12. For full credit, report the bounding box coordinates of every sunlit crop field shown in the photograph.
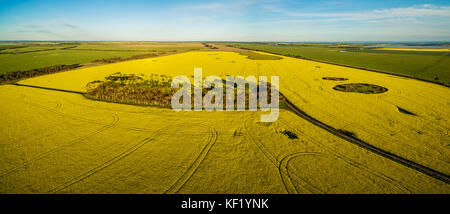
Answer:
[226,43,450,86]
[374,48,450,52]
[0,42,206,74]
[1,50,449,193]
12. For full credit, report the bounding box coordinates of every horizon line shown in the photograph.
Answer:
[1,40,450,44]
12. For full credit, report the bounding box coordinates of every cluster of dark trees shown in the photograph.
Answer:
[280,130,298,139]
[0,64,81,84]
[85,78,178,107]
[202,43,218,49]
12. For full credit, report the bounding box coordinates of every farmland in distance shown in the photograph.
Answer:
[222,42,450,86]
[0,42,449,193]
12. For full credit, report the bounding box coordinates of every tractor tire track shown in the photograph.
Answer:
[12,88,150,132]
[279,150,399,194]
[279,118,414,193]
[163,124,218,194]
[242,114,324,193]
[50,123,215,194]
[48,123,183,193]
[10,83,169,132]
[283,99,450,184]
[0,113,119,178]
[278,152,325,194]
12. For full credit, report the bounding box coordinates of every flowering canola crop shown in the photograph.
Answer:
[0,51,448,193]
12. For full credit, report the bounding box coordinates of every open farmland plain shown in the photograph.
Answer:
[225,43,450,86]
[0,42,206,75]
[0,44,449,193]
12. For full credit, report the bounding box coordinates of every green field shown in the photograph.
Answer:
[0,42,206,74]
[220,43,450,86]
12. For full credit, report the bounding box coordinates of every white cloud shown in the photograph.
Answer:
[21,24,44,28]
[275,4,450,22]
[50,19,78,28]
[16,19,80,40]
[21,19,78,30]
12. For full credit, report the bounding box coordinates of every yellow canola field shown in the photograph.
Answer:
[0,85,447,193]
[20,51,450,173]
[374,48,450,52]
[1,51,448,193]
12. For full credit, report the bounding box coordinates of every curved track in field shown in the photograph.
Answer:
[8,68,449,187]
[278,152,325,194]
[9,84,157,132]
[242,115,331,193]
[48,123,180,193]
[0,113,119,178]
[163,124,218,194]
[163,125,218,194]
[243,113,412,193]
[49,123,218,194]
[284,98,450,184]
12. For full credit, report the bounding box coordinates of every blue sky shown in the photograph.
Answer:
[0,0,449,41]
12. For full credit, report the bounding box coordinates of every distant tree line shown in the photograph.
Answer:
[57,42,81,45]
[60,46,78,50]
[0,48,58,55]
[0,64,82,84]
[0,45,28,51]
[0,52,165,84]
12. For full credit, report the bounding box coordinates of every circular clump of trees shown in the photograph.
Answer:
[333,83,388,94]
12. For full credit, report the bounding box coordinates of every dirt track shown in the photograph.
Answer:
[284,98,450,184]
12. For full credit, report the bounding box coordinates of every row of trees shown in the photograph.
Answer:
[0,64,81,84]
[0,52,164,84]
